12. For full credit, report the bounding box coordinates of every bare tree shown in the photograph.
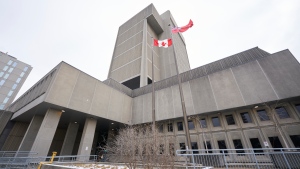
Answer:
[106,124,177,169]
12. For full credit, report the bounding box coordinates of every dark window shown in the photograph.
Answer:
[275,107,290,119]
[233,139,245,155]
[169,143,175,156]
[268,136,283,150]
[177,122,183,131]
[158,124,163,133]
[295,104,300,114]
[217,140,228,154]
[250,138,263,153]
[204,141,212,153]
[212,117,221,127]
[191,142,199,154]
[200,118,207,128]
[188,120,195,130]
[290,135,300,148]
[179,143,186,154]
[225,115,235,125]
[240,112,252,123]
[159,144,164,154]
[257,109,270,121]
[167,123,173,132]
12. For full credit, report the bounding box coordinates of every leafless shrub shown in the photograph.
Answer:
[106,124,177,169]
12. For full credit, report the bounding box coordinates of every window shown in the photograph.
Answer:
[188,120,195,130]
[12,84,17,89]
[12,62,17,67]
[3,97,9,104]
[240,112,252,123]
[257,109,270,121]
[24,66,28,71]
[0,72,3,77]
[225,114,235,125]
[20,72,25,77]
[204,141,212,153]
[4,74,9,79]
[233,139,245,155]
[179,143,186,154]
[7,60,13,65]
[16,78,21,83]
[158,124,163,133]
[250,138,263,153]
[200,118,207,128]
[8,91,13,97]
[0,104,4,110]
[212,117,221,127]
[275,107,290,119]
[268,136,283,150]
[290,135,300,148]
[167,123,173,132]
[191,142,199,154]
[159,144,164,154]
[0,80,4,86]
[8,68,13,73]
[177,122,183,131]
[3,66,8,71]
[169,143,175,156]
[217,140,228,154]
[295,104,300,114]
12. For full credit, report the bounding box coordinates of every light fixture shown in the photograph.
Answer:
[112,129,114,130]
[74,122,77,123]
[254,106,258,109]
[62,110,65,112]
[111,123,114,124]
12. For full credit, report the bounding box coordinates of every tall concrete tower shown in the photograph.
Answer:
[107,4,190,89]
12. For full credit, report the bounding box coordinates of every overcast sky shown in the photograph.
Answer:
[1,0,300,101]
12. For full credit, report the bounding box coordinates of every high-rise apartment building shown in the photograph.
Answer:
[0,4,300,158]
[0,52,32,110]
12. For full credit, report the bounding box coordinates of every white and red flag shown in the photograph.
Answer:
[172,19,193,33]
[153,38,172,48]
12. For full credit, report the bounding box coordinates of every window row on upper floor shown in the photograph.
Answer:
[156,103,300,133]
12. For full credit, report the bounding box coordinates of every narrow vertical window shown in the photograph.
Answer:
[200,118,207,128]
[257,109,270,121]
[249,138,263,153]
[167,123,173,132]
[233,139,245,155]
[217,140,228,154]
[177,122,183,131]
[188,120,195,130]
[212,117,221,127]
[275,107,290,119]
[240,112,252,123]
[225,114,235,125]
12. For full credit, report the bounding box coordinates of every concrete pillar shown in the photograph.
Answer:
[140,19,148,87]
[60,122,79,155]
[30,109,62,157]
[18,115,43,151]
[77,117,97,158]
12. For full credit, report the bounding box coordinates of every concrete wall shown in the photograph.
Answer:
[132,50,300,124]
[45,62,132,124]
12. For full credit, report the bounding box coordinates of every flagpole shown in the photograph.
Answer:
[169,25,192,150]
[151,37,156,131]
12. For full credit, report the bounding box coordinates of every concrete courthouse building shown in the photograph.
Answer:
[1,4,300,157]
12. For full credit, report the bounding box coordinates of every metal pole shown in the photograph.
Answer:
[169,25,192,150]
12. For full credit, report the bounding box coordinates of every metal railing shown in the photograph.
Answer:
[176,148,300,169]
[0,154,98,169]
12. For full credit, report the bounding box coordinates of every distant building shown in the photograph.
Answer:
[0,4,300,157]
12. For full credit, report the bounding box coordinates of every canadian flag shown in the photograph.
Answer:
[153,39,172,48]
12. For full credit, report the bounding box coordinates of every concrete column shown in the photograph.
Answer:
[140,19,148,87]
[77,117,97,158]
[60,122,79,155]
[18,115,43,151]
[30,109,62,157]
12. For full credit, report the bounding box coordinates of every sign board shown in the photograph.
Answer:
[264,141,269,147]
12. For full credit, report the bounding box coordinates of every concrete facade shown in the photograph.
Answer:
[0,4,300,156]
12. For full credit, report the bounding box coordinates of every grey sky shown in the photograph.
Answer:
[0,0,299,100]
